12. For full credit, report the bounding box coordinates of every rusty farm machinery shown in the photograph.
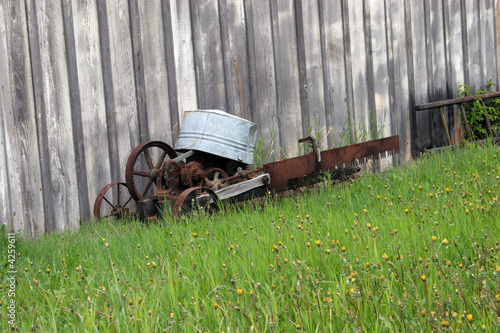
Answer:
[93,110,400,221]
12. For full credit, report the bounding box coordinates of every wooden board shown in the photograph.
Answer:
[190,0,226,111]
[444,0,466,143]
[245,0,279,153]
[68,0,111,220]
[409,1,430,151]
[295,0,326,147]
[169,0,198,139]
[136,0,172,143]
[386,0,411,162]
[0,2,14,231]
[27,0,80,231]
[321,0,349,147]
[5,0,45,237]
[219,0,251,120]
[347,0,370,143]
[102,0,140,179]
[368,0,392,168]
[271,0,301,156]
[466,0,483,87]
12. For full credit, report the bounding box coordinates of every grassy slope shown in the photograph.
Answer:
[2,141,500,332]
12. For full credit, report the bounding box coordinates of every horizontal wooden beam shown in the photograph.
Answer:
[415,92,500,111]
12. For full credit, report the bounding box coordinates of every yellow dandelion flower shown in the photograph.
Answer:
[420,275,426,282]
[431,236,437,242]
[442,238,449,245]
[466,314,473,322]
[237,289,243,296]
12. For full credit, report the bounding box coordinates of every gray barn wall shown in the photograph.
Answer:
[1,0,499,236]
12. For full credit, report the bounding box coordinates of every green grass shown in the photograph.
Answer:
[2,141,500,332]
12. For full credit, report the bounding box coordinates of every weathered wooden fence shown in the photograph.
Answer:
[1,0,499,237]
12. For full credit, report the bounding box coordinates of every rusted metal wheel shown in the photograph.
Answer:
[93,182,136,219]
[173,187,220,216]
[126,141,177,201]
[200,168,229,191]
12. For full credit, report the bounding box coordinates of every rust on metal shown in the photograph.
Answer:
[263,135,400,191]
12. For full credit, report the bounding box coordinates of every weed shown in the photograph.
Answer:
[458,79,500,139]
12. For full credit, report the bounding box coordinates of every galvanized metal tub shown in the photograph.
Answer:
[175,110,257,165]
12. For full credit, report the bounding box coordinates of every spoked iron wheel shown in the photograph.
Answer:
[93,182,136,219]
[173,187,220,217]
[200,168,229,191]
[125,141,177,201]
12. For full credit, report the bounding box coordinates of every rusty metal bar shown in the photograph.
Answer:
[263,135,399,191]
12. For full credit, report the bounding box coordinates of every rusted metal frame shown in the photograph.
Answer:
[263,135,400,191]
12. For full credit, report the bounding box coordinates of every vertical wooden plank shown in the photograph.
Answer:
[128,0,149,140]
[497,0,500,83]
[480,0,497,85]
[169,0,197,134]
[369,0,391,138]
[5,0,45,236]
[27,0,80,231]
[386,0,411,162]
[69,0,112,219]
[322,0,349,146]
[61,0,89,221]
[245,0,279,152]
[219,0,252,121]
[270,0,301,156]
[466,0,483,87]
[368,0,393,167]
[409,1,430,151]
[347,1,370,142]
[427,0,449,147]
[136,0,172,143]
[103,0,140,179]
[295,0,326,146]
[444,0,466,142]
[190,0,226,110]
[0,2,15,232]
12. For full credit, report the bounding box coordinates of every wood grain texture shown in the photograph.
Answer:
[68,0,111,220]
[136,0,172,143]
[296,0,326,147]
[386,0,411,162]
[444,0,466,143]
[104,0,140,179]
[271,0,301,156]
[219,0,251,120]
[190,0,226,110]
[466,0,483,87]
[5,0,45,236]
[321,0,349,146]
[245,0,279,151]
[0,2,14,231]
[347,0,370,142]
[28,0,80,231]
